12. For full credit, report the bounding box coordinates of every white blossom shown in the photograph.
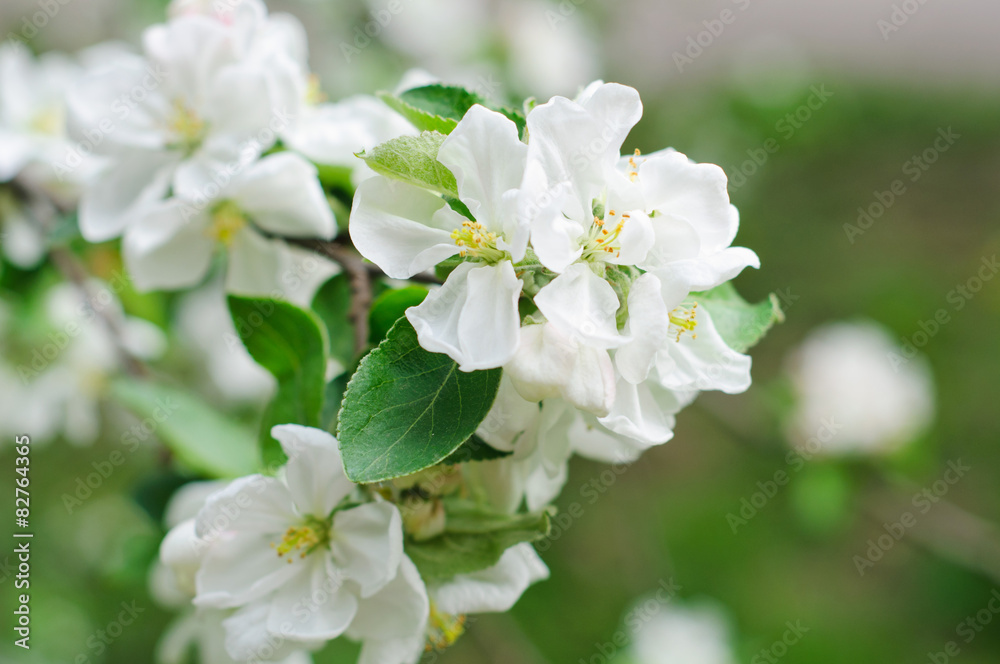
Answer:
[786,320,934,456]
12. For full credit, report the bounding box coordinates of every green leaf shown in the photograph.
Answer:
[321,373,349,435]
[311,274,356,368]
[378,91,460,135]
[379,84,527,138]
[111,378,258,478]
[441,434,513,465]
[694,282,784,353]
[359,132,458,197]
[368,286,428,346]
[227,296,328,467]
[405,499,550,580]
[337,319,502,483]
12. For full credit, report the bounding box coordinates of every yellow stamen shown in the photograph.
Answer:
[208,200,247,246]
[270,515,331,563]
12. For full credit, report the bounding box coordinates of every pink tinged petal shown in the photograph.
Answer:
[224,227,292,296]
[350,176,462,278]
[638,151,740,253]
[598,377,681,446]
[330,502,404,598]
[271,424,354,517]
[433,543,548,615]
[123,200,214,292]
[407,262,522,371]
[266,554,358,641]
[346,555,429,642]
[438,105,528,255]
[78,150,179,242]
[224,602,326,662]
[228,152,336,239]
[534,263,624,348]
[656,308,752,394]
[615,274,671,385]
[655,247,760,292]
[194,530,303,608]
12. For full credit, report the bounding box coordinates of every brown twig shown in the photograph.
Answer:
[294,238,374,354]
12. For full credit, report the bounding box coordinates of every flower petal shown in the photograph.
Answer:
[346,555,429,642]
[195,475,296,540]
[225,226,292,295]
[194,530,301,608]
[229,152,336,239]
[637,150,739,254]
[407,262,522,371]
[534,262,624,347]
[330,502,403,598]
[652,247,760,292]
[597,377,681,446]
[271,424,354,517]
[123,200,214,292]
[78,150,178,242]
[266,554,358,641]
[350,176,462,278]
[656,307,753,394]
[433,543,548,615]
[438,105,528,257]
[223,602,326,662]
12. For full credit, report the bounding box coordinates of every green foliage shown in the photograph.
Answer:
[311,274,356,368]
[359,132,459,197]
[367,286,428,345]
[379,83,527,137]
[227,296,328,468]
[405,498,551,580]
[111,378,258,478]
[694,282,784,353]
[337,319,502,483]
[441,434,513,465]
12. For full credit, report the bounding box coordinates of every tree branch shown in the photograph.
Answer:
[294,239,374,354]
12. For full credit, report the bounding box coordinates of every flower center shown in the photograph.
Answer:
[669,302,699,342]
[306,74,326,106]
[450,220,506,262]
[424,601,466,653]
[30,105,63,136]
[580,208,630,262]
[207,200,246,246]
[271,515,331,563]
[167,99,206,153]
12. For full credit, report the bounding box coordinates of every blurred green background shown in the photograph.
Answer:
[2,0,999,662]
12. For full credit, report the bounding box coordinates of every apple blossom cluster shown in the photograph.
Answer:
[64,0,411,294]
[158,424,548,664]
[0,0,778,662]
[351,81,762,508]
